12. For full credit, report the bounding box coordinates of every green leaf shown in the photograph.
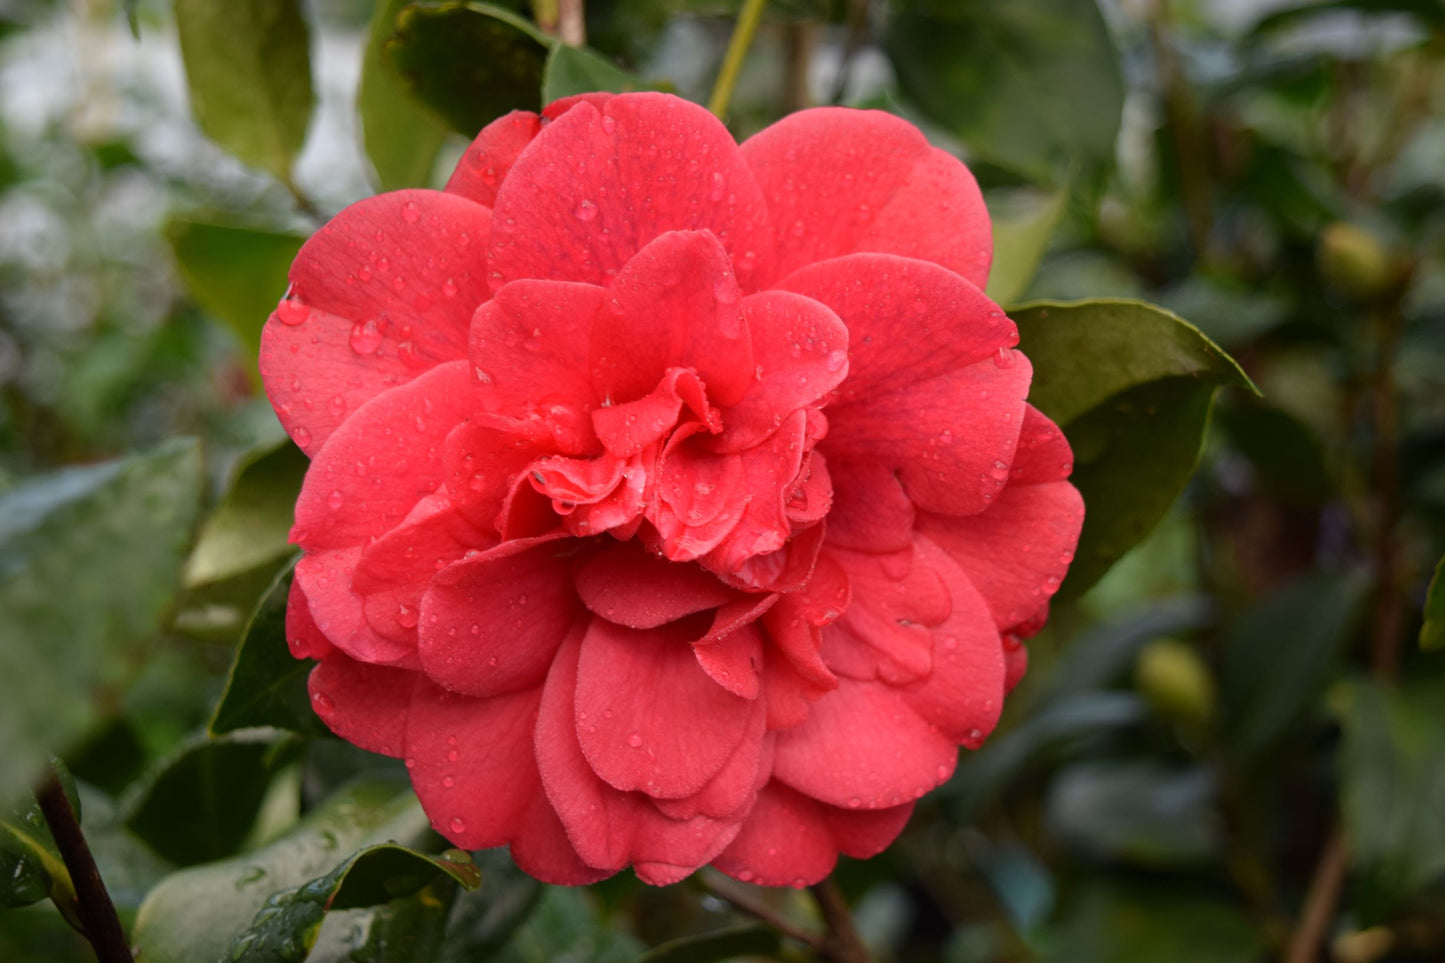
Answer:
[1421,554,1445,651]
[483,885,644,963]
[1044,761,1220,867]
[359,0,449,190]
[433,849,542,961]
[174,0,316,180]
[1220,571,1368,760]
[0,440,205,804]
[1012,300,1255,595]
[639,924,784,963]
[0,793,78,924]
[211,564,328,738]
[542,44,649,104]
[985,187,1068,307]
[385,1,552,137]
[123,732,291,866]
[132,778,427,963]
[185,437,306,588]
[166,217,305,365]
[1339,672,1445,921]
[1041,882,1262,963]
[885,0,1124,183]
[228,845,479,962]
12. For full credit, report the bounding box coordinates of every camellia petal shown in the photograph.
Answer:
[444,110,543,208]
[308,653,415,757]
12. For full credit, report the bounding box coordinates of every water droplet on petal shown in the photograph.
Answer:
[824,349,847,372]
[396,604,419,628]
[573,199,598,221]
[449,816,466,834]
[311,691,334,714]
[441,277,459,298]
[327,489,344,510]
[401,201,420,223]
[350,319,383,355]
[276,299,309,325]
[627,732,643,749]
[442,775,456,788]
[293,426,312,450]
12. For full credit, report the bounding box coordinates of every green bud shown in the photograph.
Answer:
[1318,222,1394,299]
[1134,638,1214,726]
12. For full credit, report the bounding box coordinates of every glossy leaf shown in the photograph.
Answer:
[211,564,327,737]
[1013,300,1255,595]
[228,845,479,962]
[0,793,77,925]
[359,0,449,190]
[885,0,1124,182]
[1339,672,1445,922]
[433,849,542,961]
[174,0,315,180]
[639,924,784,963]
[1044,761,1220,866]
[1421,554,1445,651]
[0,439,204,804]
[1221,571,1368,759]
[542,44,648,104]
[123,732,291,866]
[385,1,551,137]
[132,778,427,963]
[166,217,304,366]
[185,437,306,588]
[986,187,1068,307]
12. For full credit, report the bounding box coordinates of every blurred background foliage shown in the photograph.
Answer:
[1,0,1444,960]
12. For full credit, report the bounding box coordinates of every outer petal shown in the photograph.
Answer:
[772,678,956,810]
[295,548,416,666]
[508,794,613,885]
[776,253,1015,407]
[590,230,753,408]
[286,577,333,660]
[823,460,914,554]
[405,679,543,849]
[740,109,990,287]
[900,537,1007,747]
[713,782,838,887]
[824,355,1032,517]
[575,619,756,799]
[308,654,415,757]
[418,536,581,697]
[261,191,491,453]
[487,94,773,292]
[293,360,483,551]
[445,111,543,207]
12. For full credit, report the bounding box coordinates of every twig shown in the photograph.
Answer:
[557,0,585,47]
[35,771,134,963]
[829,0,870,105]
[707,0,769,120]
[1285,829,1348,963]
[810,877,871,963]
[698,870,824,949]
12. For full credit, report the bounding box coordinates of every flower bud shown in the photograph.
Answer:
[1318,222,1394,299]
[1134,638,1214,726]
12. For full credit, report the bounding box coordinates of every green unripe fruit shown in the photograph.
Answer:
[1318,222,1394,299]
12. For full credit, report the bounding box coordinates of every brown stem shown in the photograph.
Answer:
[35,772,134,963]
[1368,290,1407,679]
[698,871,823,950]
[782,22,814,113]
[810,877,871,963]
[557,0,585,47]
[1285,829,1348,963]
[829,0,870,105]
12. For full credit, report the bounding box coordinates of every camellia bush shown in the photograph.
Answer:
[3,1,1444,961]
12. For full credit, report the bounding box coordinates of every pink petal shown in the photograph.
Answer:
[295,548,417,666]
[919,481,1084,631]
[535,628,741,873]
[469,278,605,455]
[900,537,1007,747]
[697,410,809,574]
[508,795,614,885]
[417,536,581,697]
[713,782,838,887]
[488,94,773,293]
[777,253,1015,407]
[693,622,764,699]
[822,459,914,554]
[772,677,956,810]
[740,109,990,287]
[592,367,714,457]
[441,413,554,534]
[590,230,754,408]
[260,191,491,453]
[824,355,1032,517]
[762,596,841,692]
[307,654,415,757]
[1009,404,1075,485]
[823,798,915,860]
[655,720,772,822]
[445,111,543,207]
[819,545,950,684]
[714,291,850,453]
[293,360,483,551]
[575,618,756,799]
[574,540,738,629]
[285,577,333,660]
[405,678,544,849]
[353,494,495,643]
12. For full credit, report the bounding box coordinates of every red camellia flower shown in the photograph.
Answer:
[260,92,1083,886]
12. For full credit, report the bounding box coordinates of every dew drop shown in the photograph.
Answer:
[573,199,598,221]
[442,277,459,298]
[327,489,344,511]
[311,691,334,714]
[396,604,419,628]
[327,394,346,418]
[627,732,643,749]
[349,318,383,355]
[442,775,456,788]
[993,346,1016,368]
[293,426,312,450]
[448,816,466,834]
[276,299,309,326]
[401,201,420,223]
[847,797,861,809]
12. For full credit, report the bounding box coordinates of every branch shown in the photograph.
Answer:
[698,871,823,950]
[810,877,871,963]
[1285,829,1348,963]
[707,0,769,120]
[35,770,134,963]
